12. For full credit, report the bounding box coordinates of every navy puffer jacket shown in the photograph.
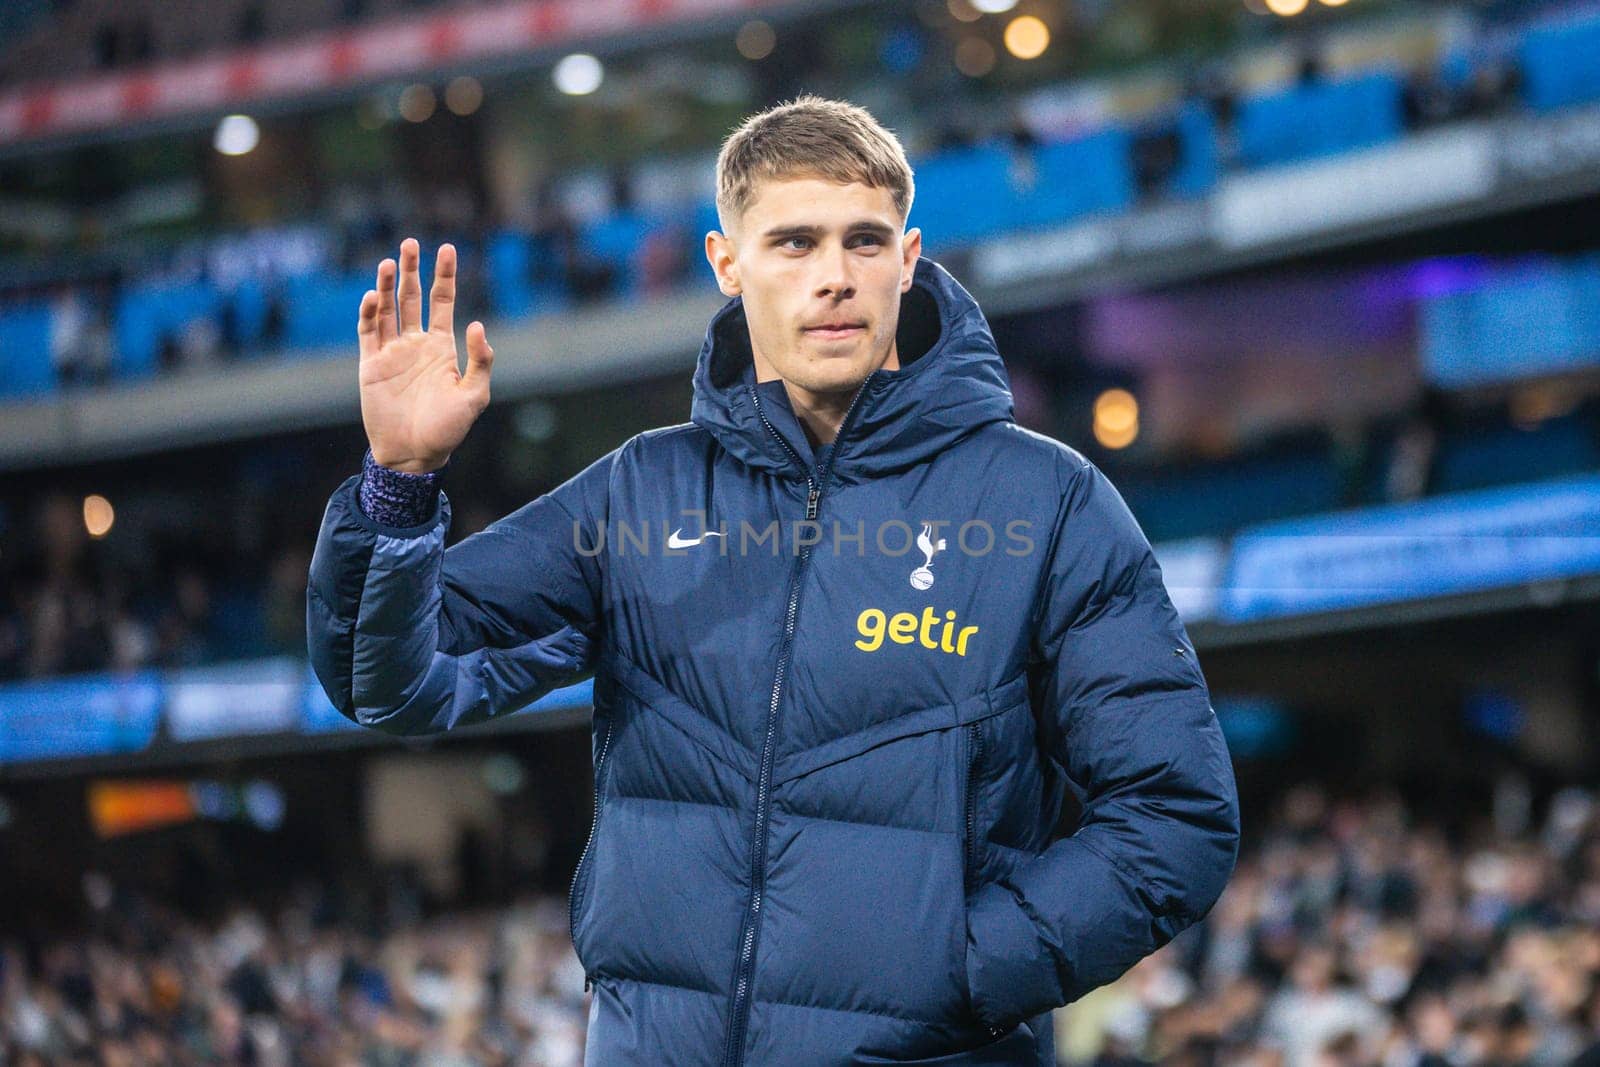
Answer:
[307,257,1240,1066]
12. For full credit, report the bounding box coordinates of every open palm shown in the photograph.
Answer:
[358,238,494,474]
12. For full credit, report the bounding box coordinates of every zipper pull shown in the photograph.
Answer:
[805,485,820,521]
[584,974,593,993]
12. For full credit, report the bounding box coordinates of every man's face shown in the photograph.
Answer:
[706,175,921,401]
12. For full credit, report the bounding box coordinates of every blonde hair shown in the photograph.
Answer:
[714,94,915,234]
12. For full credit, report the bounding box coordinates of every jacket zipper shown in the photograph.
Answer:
[964,722,984,895]
[964,721,1007,1042]
[570,719,614,992]
[719,378,870,1067]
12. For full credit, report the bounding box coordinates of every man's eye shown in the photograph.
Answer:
[782,237,812,250]
[851,235,883,247]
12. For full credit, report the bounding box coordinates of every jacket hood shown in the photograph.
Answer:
[689,257,1015,483]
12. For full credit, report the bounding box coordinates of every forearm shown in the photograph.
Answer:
[307,470,456,734]
[307,452,610,736]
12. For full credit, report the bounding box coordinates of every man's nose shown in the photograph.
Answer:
[813,244,856,300]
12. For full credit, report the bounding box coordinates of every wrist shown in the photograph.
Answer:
[358,449,445,528]
[369,451,449,475]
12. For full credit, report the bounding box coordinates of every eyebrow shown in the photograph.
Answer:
[762,220,897,241]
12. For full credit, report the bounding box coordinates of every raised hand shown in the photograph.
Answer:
[357,238,494,474]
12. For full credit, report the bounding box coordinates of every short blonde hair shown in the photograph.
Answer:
[715,94,915,235]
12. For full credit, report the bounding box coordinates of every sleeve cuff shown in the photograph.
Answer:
[358,449,444,529]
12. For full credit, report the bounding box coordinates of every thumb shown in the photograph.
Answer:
[463,321,494,392]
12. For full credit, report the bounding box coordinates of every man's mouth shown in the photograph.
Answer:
[804,321,866,340]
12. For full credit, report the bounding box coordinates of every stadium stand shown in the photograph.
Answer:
[7,2,1599,396]
[3,3,1600,1065]
[5,787,1600,1064]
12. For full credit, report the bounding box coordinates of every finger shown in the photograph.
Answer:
[357,290,381,358]
[398,238,422,334]
[463,321,494,398]
[429,243,457,336]
[375,258,398,346]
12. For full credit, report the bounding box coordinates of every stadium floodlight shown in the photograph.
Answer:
[83,494,114,538]
[1093,389,1140,449]
[554,53,604,95]
[212,114,260,156]
[971,0,1020,12]
[1003,15,1050,59]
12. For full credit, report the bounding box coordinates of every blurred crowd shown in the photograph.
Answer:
[0,886,589,1067]
[1061,783,1600,1067]
[8,785,1600,1064]
[0,489,312,681]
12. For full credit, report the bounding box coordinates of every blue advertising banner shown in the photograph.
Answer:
[0,671,163,763]
[1221,473,1600,622]
[0,664,597,767]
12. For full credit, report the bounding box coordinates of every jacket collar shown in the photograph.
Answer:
[689,257,1015,483]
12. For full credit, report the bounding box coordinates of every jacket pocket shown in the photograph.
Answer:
[568,715,614,985]
[857,1019,1037,1065]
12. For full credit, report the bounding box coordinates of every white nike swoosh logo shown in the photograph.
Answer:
[668,529,726,549]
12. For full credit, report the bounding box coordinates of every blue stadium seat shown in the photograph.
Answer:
[283,271,373,352]
[1015,128,1136,230]
[908,142,1014,247]
[1519,13,1600,112]
[0,303,56,397]
[488,230,537,319]
[113,281,221,379]
[1236,71,1404,168]
[227,279,271,352]
[579,211,659,297]
[488,230,573,319]
[1171,101,1220,198]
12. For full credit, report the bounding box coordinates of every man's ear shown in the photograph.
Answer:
[900,227,922,292]
[705,230,741,297]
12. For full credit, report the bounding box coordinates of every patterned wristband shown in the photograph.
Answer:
[358,450,443,528]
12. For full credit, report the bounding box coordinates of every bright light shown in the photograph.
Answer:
[398,83,436,122]
[445,76,483,116]
[946,0,981,22]
[1264,0,1309,14]
[83,494,114,538]
[213,114,259,156]
[736,20,776,60]
[1003,15,1050,59]
[972,0,1019,11]
[1092,389,1140,449]
[954,37,997,77]
[1319,0,1351,6]
[554,53,604,96]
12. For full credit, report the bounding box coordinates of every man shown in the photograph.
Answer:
[308,95,1239,1066]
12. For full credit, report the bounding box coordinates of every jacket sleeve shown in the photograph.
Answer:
[964,458,1240,1029]
[305,448,613,737]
